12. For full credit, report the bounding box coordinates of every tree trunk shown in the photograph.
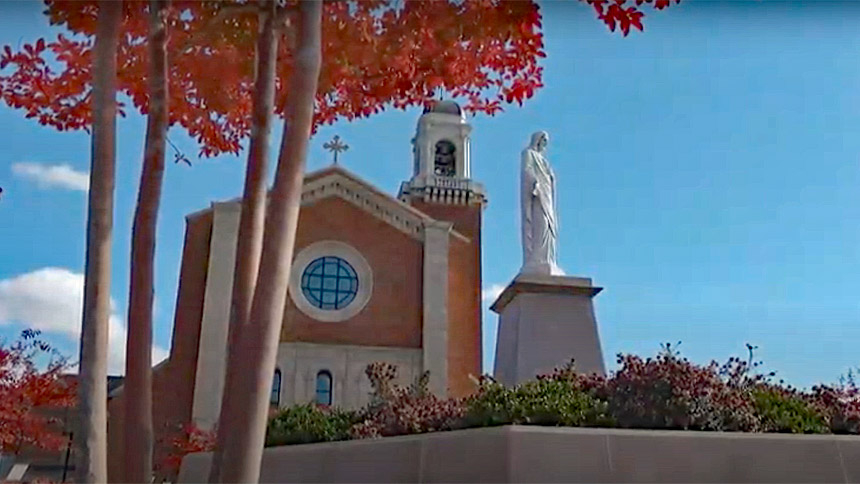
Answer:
[219,1,322,482]
[75,1,121,483]
[123,0,168,482]
[208,1,279,482]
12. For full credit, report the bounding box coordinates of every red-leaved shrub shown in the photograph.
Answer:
[605,351,759,431]
[811,384,860,434]
[157,423,216,480]
[0,329,75,453]
[349,362,465,439]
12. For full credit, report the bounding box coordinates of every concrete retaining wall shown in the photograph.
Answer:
[179,425,860,483]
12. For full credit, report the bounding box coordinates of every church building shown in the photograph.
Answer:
[106,101,486,479]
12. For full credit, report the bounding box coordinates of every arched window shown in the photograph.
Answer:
[315,370,332,406]
[434,140,456,177]
[270,369,282,406]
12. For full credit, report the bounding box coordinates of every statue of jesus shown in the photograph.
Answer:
[521,131,563,276]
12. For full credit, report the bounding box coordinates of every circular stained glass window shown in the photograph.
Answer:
[300,256,359,310]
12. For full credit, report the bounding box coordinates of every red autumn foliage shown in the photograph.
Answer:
[1,0,679,157]
[349,362,465,439]
[584,0,679,35]
[602,350,761,431]
[0,329,75,454]
[157,423,216,479]
[811,383,860,434]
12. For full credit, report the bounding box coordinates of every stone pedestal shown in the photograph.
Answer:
[492,274,606,385]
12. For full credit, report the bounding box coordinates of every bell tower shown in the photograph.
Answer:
[399,101,486,207]
[399,100,485,397]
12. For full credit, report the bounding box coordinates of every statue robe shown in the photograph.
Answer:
[520,137,562,275]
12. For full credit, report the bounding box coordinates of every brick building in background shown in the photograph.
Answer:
[102,101,486,482]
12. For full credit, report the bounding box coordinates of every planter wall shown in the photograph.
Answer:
[179,426,860,483]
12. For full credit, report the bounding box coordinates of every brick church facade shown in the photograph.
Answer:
[104,101,486,481]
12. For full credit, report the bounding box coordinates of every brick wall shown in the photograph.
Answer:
[409,201,483,398]
[282,197,424,349]
[107,211,213,483]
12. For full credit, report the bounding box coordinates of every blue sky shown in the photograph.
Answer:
[2,0,860,387]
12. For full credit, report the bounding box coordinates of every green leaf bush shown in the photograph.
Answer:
[265,404,358,446]
[751,387,829,434]
[463,364,613,428]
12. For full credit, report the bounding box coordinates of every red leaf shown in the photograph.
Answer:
[630,11,644,31]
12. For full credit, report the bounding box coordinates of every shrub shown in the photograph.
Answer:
[266,404,358,446]
[605,349,759,432]
[349,362,465,439]
[158,423,216,480]
[0,329,75,453]
[811,384,860,434]
[751,386,829,434]
[464,364,613,428]
[160,347,860,468]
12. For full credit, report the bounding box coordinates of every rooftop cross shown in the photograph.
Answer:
[323,135,349,165]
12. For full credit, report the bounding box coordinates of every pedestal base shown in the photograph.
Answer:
[491,273,606,386]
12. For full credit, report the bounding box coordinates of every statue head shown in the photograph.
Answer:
[529,131,549,153]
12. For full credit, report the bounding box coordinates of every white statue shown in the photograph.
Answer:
[521,131,563,276]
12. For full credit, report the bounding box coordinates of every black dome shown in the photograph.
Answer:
[423,100,462,116]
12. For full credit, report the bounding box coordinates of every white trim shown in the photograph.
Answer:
[288,240,373,322]
[302,171,428,240]
[179,166,472,243]
[191,202,240,430]
[422,220,451,397]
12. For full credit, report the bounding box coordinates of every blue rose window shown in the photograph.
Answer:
[300,256,359,310]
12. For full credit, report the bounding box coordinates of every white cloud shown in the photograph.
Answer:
[11,162,89,192]
[482,283,506,303]
[0,268,169,375]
